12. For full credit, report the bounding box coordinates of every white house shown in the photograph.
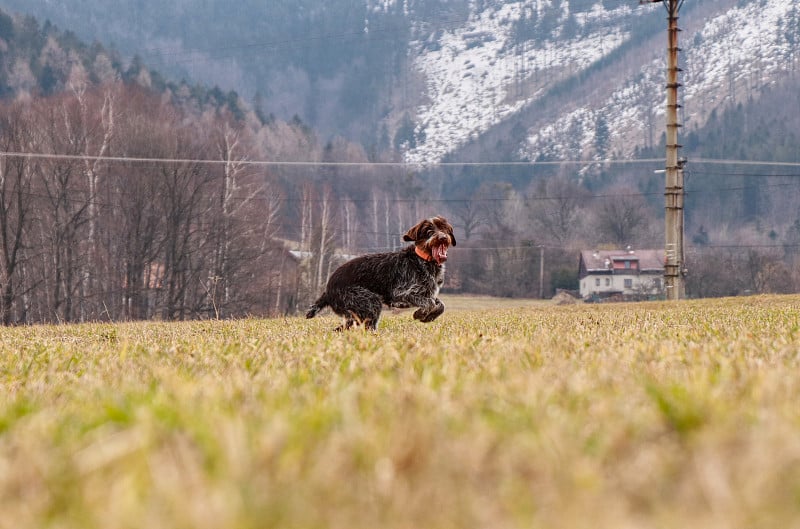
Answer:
[578,249,665,301]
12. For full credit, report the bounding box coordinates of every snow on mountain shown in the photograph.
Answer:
[401,0,797,165]
[682,0,794,121]
[522,0,797,162]
[404,1,634,164]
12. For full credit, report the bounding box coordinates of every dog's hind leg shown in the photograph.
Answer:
[334,315,356,332]
[330,287,383,331]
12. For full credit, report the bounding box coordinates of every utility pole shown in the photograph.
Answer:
[538,245,545,299]
[643,0,686,300]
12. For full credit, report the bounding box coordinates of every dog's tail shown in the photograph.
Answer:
[305,293,329,319]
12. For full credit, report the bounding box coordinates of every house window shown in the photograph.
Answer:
[605,278,611,286]
[624,278,633,289]
[595,278,600,286]
[625,260,631,269]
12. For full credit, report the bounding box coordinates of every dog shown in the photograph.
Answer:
[305,216,456,331]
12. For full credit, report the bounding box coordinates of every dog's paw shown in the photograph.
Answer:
[414,309,442,322]
[419,311,442,323]
[415,301,444,323]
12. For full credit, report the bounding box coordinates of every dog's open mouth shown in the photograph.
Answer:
[432,244,448,264]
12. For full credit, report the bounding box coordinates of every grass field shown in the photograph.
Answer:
[2,295,800,529]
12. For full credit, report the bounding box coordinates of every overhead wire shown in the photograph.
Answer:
[2,150,799,168]
[0,150,665,167]
[10,172,800,254]
[5,155,800,210]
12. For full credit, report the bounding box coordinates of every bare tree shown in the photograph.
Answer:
[296,182,337,306]
[32,93,98,322]
[70,80,117,317]
[117,163,163,320]
[209,117,250,315]
[99,87,170,320]
[594,187,649,247]
[207,113,286,317]
[158,156,212,320]
[0,104,36,324]
[476,181,522,239]
[450,199,485,241]
[528,176,588,245]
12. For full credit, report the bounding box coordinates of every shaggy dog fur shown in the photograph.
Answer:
[305,216,456,331]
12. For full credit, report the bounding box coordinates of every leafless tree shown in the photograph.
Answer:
[528,176,588,245]
[594,187,649,247]
[69,80,117,317]
[32,93,98,322]
[450,199,485,241]
[158,154,212,320]
[207,114,285,317]
[0,104,36,324]
[209,117,252,315]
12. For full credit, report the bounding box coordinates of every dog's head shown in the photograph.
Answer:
[403,216,456,265]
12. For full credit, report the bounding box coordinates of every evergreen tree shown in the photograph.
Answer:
[594,114,610,159]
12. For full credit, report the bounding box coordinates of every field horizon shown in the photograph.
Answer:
[2,294,800,528]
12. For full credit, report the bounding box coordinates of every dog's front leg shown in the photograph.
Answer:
[413,297,445,323]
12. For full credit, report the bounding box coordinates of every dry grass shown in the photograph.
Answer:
[438,294,553,311]
[2,295,800,529]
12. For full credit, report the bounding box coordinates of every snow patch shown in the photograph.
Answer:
[405,1,629,164]
[521,0,798,162]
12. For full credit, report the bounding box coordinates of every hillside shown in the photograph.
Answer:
[2,0,799,165]
[414,0,800,166]
[0,8,250,116]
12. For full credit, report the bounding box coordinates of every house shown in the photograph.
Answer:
[578,249,665,301]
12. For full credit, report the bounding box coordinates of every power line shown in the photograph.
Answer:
[692,158,800,168]
[15,176,800,211]
[691,170,800,177]
[6,149,799,169]
[0,150,665,167]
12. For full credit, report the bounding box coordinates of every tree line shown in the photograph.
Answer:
[3,79,800,325]
[0,78,477,324]
[0,82,280,323]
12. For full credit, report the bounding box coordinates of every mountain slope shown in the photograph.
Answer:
[407,0,800,165]
[405,0,638,163]
[516,0,800,163]
[1,0,799,166]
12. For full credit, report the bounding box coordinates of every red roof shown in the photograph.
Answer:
[580,249,664,273]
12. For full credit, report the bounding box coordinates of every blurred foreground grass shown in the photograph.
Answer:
[2,295,800,528]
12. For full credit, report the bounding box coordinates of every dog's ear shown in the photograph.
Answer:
[403,220,425,242]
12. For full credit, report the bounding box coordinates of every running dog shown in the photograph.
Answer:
[305,216,456,331]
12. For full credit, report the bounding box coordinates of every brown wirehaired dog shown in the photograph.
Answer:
[306,216,456,331]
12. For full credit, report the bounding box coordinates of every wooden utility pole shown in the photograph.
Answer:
[644,0,686,299]
[538,245,545,299]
